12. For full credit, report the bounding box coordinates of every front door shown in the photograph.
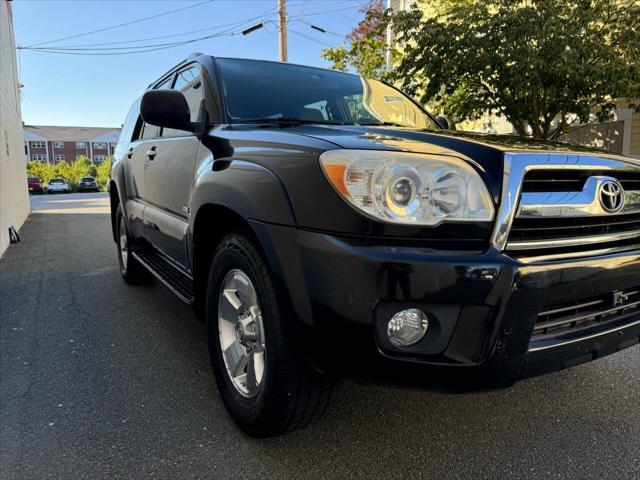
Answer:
[141,64,205,270]
[141,136,199,268]
[124,120,159,239]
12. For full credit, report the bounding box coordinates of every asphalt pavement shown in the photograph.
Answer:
[1,192,639,479]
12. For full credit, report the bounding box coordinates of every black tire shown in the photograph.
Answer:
[206,234,331,438]
[115,204,152,284]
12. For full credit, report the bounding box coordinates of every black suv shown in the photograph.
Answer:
[110,54,640,437]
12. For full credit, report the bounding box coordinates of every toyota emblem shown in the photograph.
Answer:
[599,179,624,213]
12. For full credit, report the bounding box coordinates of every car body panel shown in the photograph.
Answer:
[108,54,640,387]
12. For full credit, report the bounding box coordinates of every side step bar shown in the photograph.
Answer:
[131,249,195,304]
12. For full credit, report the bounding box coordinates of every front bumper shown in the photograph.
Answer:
[252,222,640,388]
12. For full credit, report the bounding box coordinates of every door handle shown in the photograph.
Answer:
[127,147,134,159]
[146,146,157,160]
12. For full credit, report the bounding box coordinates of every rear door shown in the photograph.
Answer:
[142,64,204,269]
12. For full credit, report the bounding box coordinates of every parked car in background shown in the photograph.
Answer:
[27,176,43,194]
[111,54,640,437]
[47,178,71,194]
[77,176,99,192]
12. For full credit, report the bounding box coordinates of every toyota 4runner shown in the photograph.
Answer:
[110,54,640,437]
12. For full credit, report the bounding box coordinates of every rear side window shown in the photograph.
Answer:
[162,65,203,137]
[114,98,141,159]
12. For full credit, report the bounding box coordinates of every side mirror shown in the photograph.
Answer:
[435,115,456,130]
[140,90,197,132]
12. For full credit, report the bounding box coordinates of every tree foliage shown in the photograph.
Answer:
[26,156,106,190]
[95,157,112,188]
[387,0,640,139]
[321,0,391,79]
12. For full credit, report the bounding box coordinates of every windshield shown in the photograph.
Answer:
[216,58,438,129]
[50,179,64,184]
[81,177,94,181]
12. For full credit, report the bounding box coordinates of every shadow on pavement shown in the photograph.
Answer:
[1,199,638,479]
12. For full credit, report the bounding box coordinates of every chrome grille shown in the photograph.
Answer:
[507,171,640,253]
[509,213,640,241]
[494,153,640,258]
[521,170,640,193]
[533,288,640,339]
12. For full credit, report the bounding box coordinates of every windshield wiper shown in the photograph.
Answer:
[235,117,346,126]
[357,121,405,127]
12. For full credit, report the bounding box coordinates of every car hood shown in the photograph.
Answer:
[283,124,627,200]
[288,124,616,155]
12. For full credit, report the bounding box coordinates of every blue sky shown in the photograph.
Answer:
[13,0,365,127]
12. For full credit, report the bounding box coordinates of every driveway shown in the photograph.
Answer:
[1,193,639,479]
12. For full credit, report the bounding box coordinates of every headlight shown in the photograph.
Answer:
[320,150,494,226]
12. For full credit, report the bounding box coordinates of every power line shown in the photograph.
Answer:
[37,9,278,49]
[18,0,361,57]
[25,0,215,48]
[20,16,279,57]
[289,28,338,48]
[290,19,346,37]
[20,19,264,52]
[288,1,368,20]
[20,29,241,56]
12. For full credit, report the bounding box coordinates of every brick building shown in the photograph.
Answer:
[23,125,120,164]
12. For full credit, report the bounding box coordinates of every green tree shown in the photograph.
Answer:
[321,0,391,79]
[387,0,640,139]
[95,156,112,190]
[26,161,56,184]
[55,156,93,190]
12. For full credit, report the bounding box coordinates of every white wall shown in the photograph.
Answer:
[0,0,29,257]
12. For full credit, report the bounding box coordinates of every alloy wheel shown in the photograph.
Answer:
[119,216,128,266]
[218,269,266,398]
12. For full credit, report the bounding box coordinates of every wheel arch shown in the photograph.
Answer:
[109,181,120,243]
[190,200,314,327]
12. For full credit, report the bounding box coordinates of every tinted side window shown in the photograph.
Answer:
[141,122,159,139]
[155,76,173,90]
[114,98,141,159]
[162,66,203,137]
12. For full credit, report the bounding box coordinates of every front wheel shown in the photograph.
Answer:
[206,234,331,437]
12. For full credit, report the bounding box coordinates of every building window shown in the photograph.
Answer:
[24,144,28,155]
[31,141,46,148]
[54,141,64,148]
[55,154,65,162]
[93,142,107,149]
[32,154,46,161]
[76,154,86,160]
[94,155,107,163]
[75,141,86,149]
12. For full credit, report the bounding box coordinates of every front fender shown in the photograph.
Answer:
[189,159,296,227]
[189,158,317,325]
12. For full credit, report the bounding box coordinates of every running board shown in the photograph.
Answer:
[131,249,195,304]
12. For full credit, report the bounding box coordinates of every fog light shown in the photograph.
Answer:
[387,308,429,347]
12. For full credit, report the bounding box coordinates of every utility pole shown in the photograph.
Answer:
[278,0,287,62]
